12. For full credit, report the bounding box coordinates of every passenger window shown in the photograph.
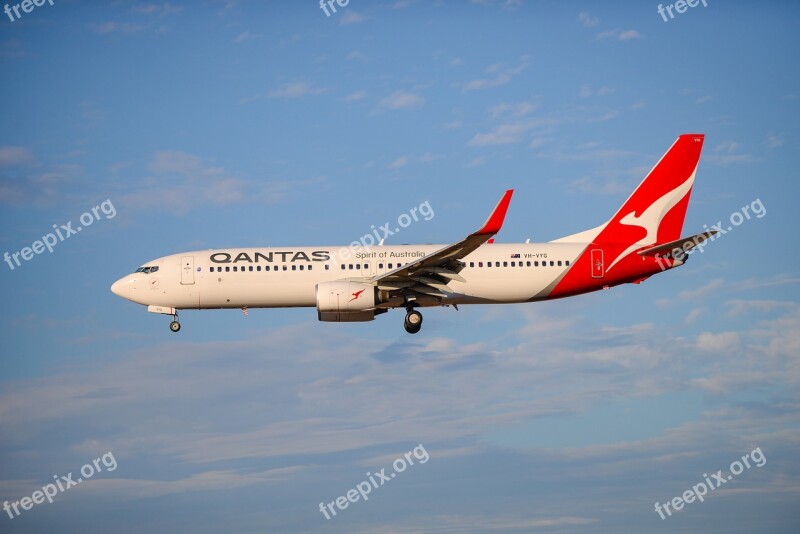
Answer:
[325,265,330,270]
[233,266,238,272]
[566,260,570,266]
[510,261,515,267]
[249,266,254,272]
[534,261,538,267]
[348,264,353,270]
[283,265,287,271]
[300,265,304,270]
[341,264,345,270]
[225,266,230,272]
[558,261,562,266]
[495,262,500,267]
[379,263,384,269]
[503,262,508,267]
[550,261,554,266]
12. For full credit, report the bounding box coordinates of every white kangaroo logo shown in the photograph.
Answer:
[605,170,696,273]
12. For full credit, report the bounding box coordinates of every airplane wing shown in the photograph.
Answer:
[371,190,513,300]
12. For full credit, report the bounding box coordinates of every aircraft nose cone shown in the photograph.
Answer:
[111,277,130,299]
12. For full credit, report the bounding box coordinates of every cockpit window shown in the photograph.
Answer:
[135,266,159,274]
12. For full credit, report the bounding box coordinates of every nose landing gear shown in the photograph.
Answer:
[404,308,423,334]
[169,312,181,332]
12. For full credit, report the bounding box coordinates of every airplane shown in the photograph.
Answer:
[111,134,715,334]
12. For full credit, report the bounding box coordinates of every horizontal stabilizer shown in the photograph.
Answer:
[637,230,718,257]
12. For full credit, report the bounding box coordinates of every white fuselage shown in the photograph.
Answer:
[111,243,587,311]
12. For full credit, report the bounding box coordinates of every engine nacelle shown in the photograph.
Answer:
[316,281,380,322]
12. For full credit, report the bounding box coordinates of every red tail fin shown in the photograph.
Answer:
[549,134,705,297]
[597,134,704,273]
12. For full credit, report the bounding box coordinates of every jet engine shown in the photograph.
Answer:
[315,281,382,322]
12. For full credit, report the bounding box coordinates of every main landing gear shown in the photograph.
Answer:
[169,313,181,333]
[404,308,423,334]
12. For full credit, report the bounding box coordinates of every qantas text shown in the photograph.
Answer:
[209,251,330,264]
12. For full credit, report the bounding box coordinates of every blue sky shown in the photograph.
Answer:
[1,0,798,532]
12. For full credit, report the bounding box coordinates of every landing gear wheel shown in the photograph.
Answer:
[404,309,423,334]
[169,321,181,333]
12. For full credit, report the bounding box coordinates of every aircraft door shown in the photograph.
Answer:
[181,256,195,285]
[590,249,604,278]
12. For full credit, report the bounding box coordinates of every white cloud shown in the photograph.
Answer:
[696,331,740,352]
[489,101,537,118]
[764,132,785,149]
[678,279,724,301]
[94,22,145,35]
[704,141,753,165]
[234,31,259,43]
[469,116,561,147]
[346,50,367,62]
[578,12,599,27]
[471,0,523,8]
[129,3,184,16]
[379,90,424,109]
[618,29,643,41]
[726,299,796,317]
[114,151,317,214]
[344,90,367,101]
[468,123,531,146]
[388,156,409,169]
[466,156,487,167]
[460,59,527,91]
[716,141,740,153]
[596,29,643,41]
[0,146,33,167]
[339,10,367,25]
[266,82,327,99]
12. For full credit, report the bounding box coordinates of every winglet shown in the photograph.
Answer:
[474,189,514,235]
